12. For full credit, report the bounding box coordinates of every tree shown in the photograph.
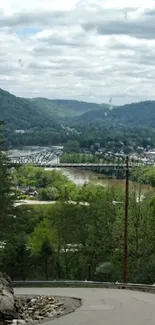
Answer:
[28,218,56,280]
[38,187,59,201]
[64,140,80,153]
[1,235,30,280]
[40,239,53,280]
[0,127,16,241]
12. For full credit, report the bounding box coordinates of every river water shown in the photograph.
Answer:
[45,167,153,197]
[9,147,153,195]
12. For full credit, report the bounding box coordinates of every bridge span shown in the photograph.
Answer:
[9,148,144,168]
[9,148,62,166]
[9,161,142,168]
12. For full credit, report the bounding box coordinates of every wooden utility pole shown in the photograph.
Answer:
[123,155,129,283]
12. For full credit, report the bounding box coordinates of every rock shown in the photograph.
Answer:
[12,320,19,325]
[29,299,36,305]
[0,272,18,321]
[17,295,66,323]
[1,292,80,325]
[10,320,26,325]
[17,320,26,324]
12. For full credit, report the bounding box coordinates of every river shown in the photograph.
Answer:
[45,167,153,198]
[9,147,153,196]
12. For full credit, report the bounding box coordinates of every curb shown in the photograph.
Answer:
[13,281,155,293]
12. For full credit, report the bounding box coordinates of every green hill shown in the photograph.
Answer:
[70,107,109,125]
[109,101,155,127]
[0,88,58,130]
[0,88,109,130]
[29,98,109,119]
[1,87,155,131]
[70,101,155,128]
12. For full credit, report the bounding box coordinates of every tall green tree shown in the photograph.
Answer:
[1,235,30,280]
[0,125,16,240]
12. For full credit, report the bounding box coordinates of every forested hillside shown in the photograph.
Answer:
[1,87,155,130]
[71,101,155,127]
[109,101,155,127]
[0,88,58,130]
[0,88,109,130]
[1,87,155,148]
[30,98,109,119]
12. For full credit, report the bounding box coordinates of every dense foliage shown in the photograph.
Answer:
[7,125,155,153]
[14,165,78,201]
[72,125,155,153]
[0,127,16,240]
[132,166,155,187]
[60,153,124,164]
[60,153,102,163]
[1,163,155,284]
[71,100,155,127]
[30,98,107,119]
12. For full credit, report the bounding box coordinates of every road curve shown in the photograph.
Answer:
[14,287,155,325]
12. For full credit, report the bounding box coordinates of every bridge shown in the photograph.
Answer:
[9,148,62,166]
[9,148,144,169]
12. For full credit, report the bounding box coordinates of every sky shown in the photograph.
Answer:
[0,0,155,104]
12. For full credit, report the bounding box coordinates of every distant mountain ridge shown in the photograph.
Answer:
[108,100,155,127]
[0,88,58,130]
[70,100,155,127]
[29,98,110,119]
[0,88,109,129]
[1,87,155,130]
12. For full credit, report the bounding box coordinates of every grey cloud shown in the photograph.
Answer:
[129,55,155,67]
[0,6,136,30]
[32,46,63,57]
[2,5,154,42]
[0,61,19,74]
[37,35,89,48]
[0,10,65,28]
[82,12,155,40]
[143,8,155,16]
[28,57,89,72]
[110,43,155,67]
[107,39,155,65]
[1,1,155,104]
[106,39,142,51]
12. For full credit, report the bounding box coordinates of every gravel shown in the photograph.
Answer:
[1,295,81,325]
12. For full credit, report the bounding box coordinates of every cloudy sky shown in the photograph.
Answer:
[1,0,155,104]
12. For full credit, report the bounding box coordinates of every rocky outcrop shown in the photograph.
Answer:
[0,272,18,322]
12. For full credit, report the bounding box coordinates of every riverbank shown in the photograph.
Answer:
[45,167,154,196]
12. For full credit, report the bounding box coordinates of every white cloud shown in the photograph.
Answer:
[0,0,155,104]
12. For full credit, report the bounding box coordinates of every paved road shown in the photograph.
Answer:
[14,287,155,325]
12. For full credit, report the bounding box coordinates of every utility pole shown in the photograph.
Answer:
[123,155,129,283]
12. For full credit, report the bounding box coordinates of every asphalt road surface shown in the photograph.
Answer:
[14,287,155,325]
